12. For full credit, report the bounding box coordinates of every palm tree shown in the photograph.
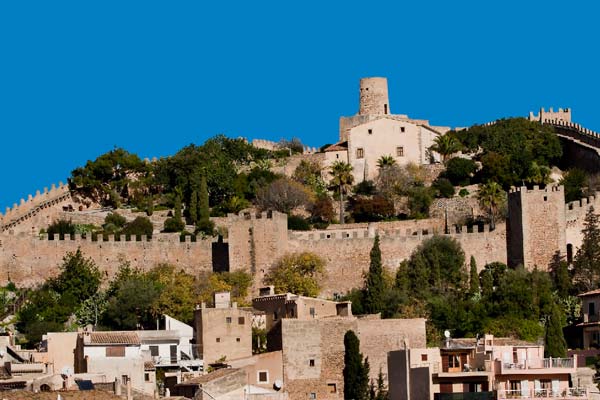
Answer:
[477,181,506,230]
[429,134,462,163]
[329,161,354,224]
[376,155,396,170]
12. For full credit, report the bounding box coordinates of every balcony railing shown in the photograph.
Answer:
[434,392,494,400]
[497,387,588,399]
[501,357,574,371]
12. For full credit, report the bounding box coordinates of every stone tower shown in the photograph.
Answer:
[507,185,566,270]
[359,77,390,116]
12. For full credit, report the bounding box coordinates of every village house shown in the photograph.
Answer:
[388,334,585,400]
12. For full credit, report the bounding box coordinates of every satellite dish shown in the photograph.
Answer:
[273,379,283,391]
[444,330,451,339]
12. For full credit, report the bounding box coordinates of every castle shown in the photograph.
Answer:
[1,77,600,296]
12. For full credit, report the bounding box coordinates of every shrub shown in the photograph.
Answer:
[310,196,334,223]
[121,216,154,237]
[104,212,126,228]
[195,219,216,236]
[443,158,477,186]
[432,178,455,198]
[163,217,185,233]
[459,188,469,197]
[353,180,376,196]
[47,219,76,239]
[288,215,311,231]
[407,187,433,219]
[349,195,395,222]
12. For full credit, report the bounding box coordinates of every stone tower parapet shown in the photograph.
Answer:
[359,77,390,116]
[529,107,571,123]
[507,185,566,269]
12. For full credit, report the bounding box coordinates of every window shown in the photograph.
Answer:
[106,346,125,357]
[309,393,317,400]
[238,317,245,325]
[509,380,521,391]
[384,104,388,114]
[236,338,241,342]
[149,346,159,357]
[144,373,150,382]
[590,302,596,317]
[328,383,337,393]
[226,317,232,324]
[400,126,405,133]
[396,146,404,157]
[309,307,315,317]
[356,148,364,159]
[368,129,373,135]
[448,354,460,368]
[216,338,221,343]
[274,311,278,320]
[258,371,269,383]
[309,359,315,367]
[336,154,339,159]
[121,375,128,384]
[421,354,428,361]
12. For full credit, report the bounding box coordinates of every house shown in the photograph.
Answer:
[194,292,253,365]
[74,331,155,395]
[577,289,600,349]
[388,334,586,400]
[253,288,426,400]
[324,77,450,182]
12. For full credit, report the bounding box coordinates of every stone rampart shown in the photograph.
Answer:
[0,182,72,234]
[0,233,215,287]
[287,222,507,297]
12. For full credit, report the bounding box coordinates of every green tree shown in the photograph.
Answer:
[189,190,198,225]
[561,169,587,203]
[47,219,76,239]
[50,249,102,304]
[364,235,385,314]
[469,256,479,296]
[443,157,477,186]
[407,187,433,219]
[429,134,462,163]
[343,330,370,400]
[477,181,505,230]
[147,264,197,324]
[265,252,326,297]
[199,175,210,223]
[373,368,388,400]
[330,161,354,224]
[121,216,154,238]
[376,155,396,169]
[573,207,600,291]
[544,304,567,358]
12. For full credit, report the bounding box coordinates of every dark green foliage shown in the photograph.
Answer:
[341,288,364,315]
[344,330,370,400]
[104,213,126,228]
[47,219,76,239]
[550,254,571,298]
[174,193,183,221]
[573,207,600,291]
[146,196,154,216]
[69,148,148,206]
[480,268,494,298]
[354,180,377,196]
[102,271,163,330]
[407,187,433,219]
[561,169,587,203]
[443,158,477,186]
[189,190,198,225]
[545,304,567,358]
[431,177,455,198]
[198,175,210,224]
[349,196,395,222]
[364,236,385,314]
[49,249,101,304]
[121,216,153,238]
[164,217,185,233]
[454,118,561,188]
[195,219,215,236]
[469,256,479,296]
[287,215,311,231]
[407,236,466,298]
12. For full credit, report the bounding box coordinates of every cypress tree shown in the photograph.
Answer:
[480,269,493,298]
[189,190,198,225]
[174,193,182,222]
[364,235,385,314]
[545,304,567,358]
[146,196,154,217]
[199,175,210,224]
[469,256,479,296]
[573,206,600,291]
[344,330,369,400]
[394,260,409,294]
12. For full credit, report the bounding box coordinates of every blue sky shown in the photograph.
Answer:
[1,1,599,211]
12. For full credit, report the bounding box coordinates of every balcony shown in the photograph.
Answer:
[497,387,588,399]
[434,392,494,400]
[437,360,493,378]
[498,358,575,375]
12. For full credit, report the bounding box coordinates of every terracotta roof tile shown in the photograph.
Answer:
[89,332,140,345]
[579,288,600,297]
[324,141,348,152]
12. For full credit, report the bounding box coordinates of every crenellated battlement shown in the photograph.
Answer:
[37,232,224,245]
[226,210,287,222]
[529,107,572,123]
[509,185,563,194]
[0,181,71,232]
[288,223,498,242]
